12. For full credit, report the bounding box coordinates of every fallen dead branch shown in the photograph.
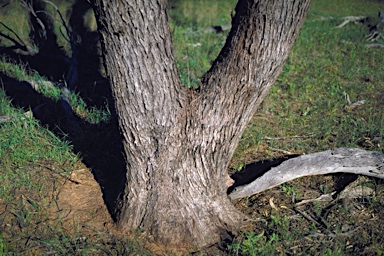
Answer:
[229,148,384,200]
[335,16,366,28]
[365,43,384,48]
[268,147,295,155]
[293,206,322,227]
[264,134,316,140]
[295,193,335,206]
[334,12,384,45]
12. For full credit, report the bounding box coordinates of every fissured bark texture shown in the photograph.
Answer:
[92,0,311,248]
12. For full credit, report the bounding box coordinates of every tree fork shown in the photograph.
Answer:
[92,0,312,248]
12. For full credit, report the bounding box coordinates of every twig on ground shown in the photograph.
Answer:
[366,31,384,41]
[33,163,81,184]
[295,193,336,206]
[264,134,316,140]
[366,43,384,48]
[268,147,295,155]
[293,206,323,227]
[0,116,12,123]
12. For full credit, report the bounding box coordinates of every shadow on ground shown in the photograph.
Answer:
[0,0,131,220]
[1,74,127,221]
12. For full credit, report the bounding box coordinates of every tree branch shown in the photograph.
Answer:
[20,0,47,40]
[228,148,384,200]
[0,22,36,54]
[43,0,78,89]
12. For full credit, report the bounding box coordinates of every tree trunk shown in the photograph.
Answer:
[91,0,312,248]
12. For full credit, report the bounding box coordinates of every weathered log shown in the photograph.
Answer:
[229,148,384,200]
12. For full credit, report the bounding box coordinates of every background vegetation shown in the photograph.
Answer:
[0,0,383,254]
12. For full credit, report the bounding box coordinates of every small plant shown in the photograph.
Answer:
[281,183,300,198]
[229,231,279,256]
[0,234,8,255]
[324,248,343,256]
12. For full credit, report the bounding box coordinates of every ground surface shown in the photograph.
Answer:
[41,158,384,255]
[51,167,114,234]
[1,0,383,254]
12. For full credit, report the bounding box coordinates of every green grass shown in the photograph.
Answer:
[0,90,76,200]
[0,103,144,251]
[0,0,384,254]
[0,233,8,255]
[0,91,77,253]
[228,1,384,253]
[170,0,236,88]
[0,0,74,52]
[232,0,383,164]
[0,57,110,123]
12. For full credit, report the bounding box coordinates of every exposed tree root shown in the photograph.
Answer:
[229,148,384,200]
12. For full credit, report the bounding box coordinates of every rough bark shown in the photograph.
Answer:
[91,0,312,248]
[229,148,384,200]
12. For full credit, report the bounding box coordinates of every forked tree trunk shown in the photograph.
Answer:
[92,0,311,248]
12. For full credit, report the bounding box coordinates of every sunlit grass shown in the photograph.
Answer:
[232,0,383,164]
[229,0,384,253]
[170,0,236,88]
[0,90,77,199]
[0,56,110,123]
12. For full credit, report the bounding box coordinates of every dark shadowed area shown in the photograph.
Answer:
[0,0,126,221]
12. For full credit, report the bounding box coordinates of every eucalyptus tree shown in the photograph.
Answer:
[91,0,384,249]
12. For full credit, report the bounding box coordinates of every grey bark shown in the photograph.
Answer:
[229,148,384,200]
[91,0,312,248]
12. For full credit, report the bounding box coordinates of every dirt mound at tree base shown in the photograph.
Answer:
[50,167,116,233]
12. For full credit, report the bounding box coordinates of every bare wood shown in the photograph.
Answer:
[366,43,384,48]
[229,148,384,200]
[264,134,316,140]
[335,16,366,28]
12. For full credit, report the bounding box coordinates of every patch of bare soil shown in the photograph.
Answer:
[49,167,115,233]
